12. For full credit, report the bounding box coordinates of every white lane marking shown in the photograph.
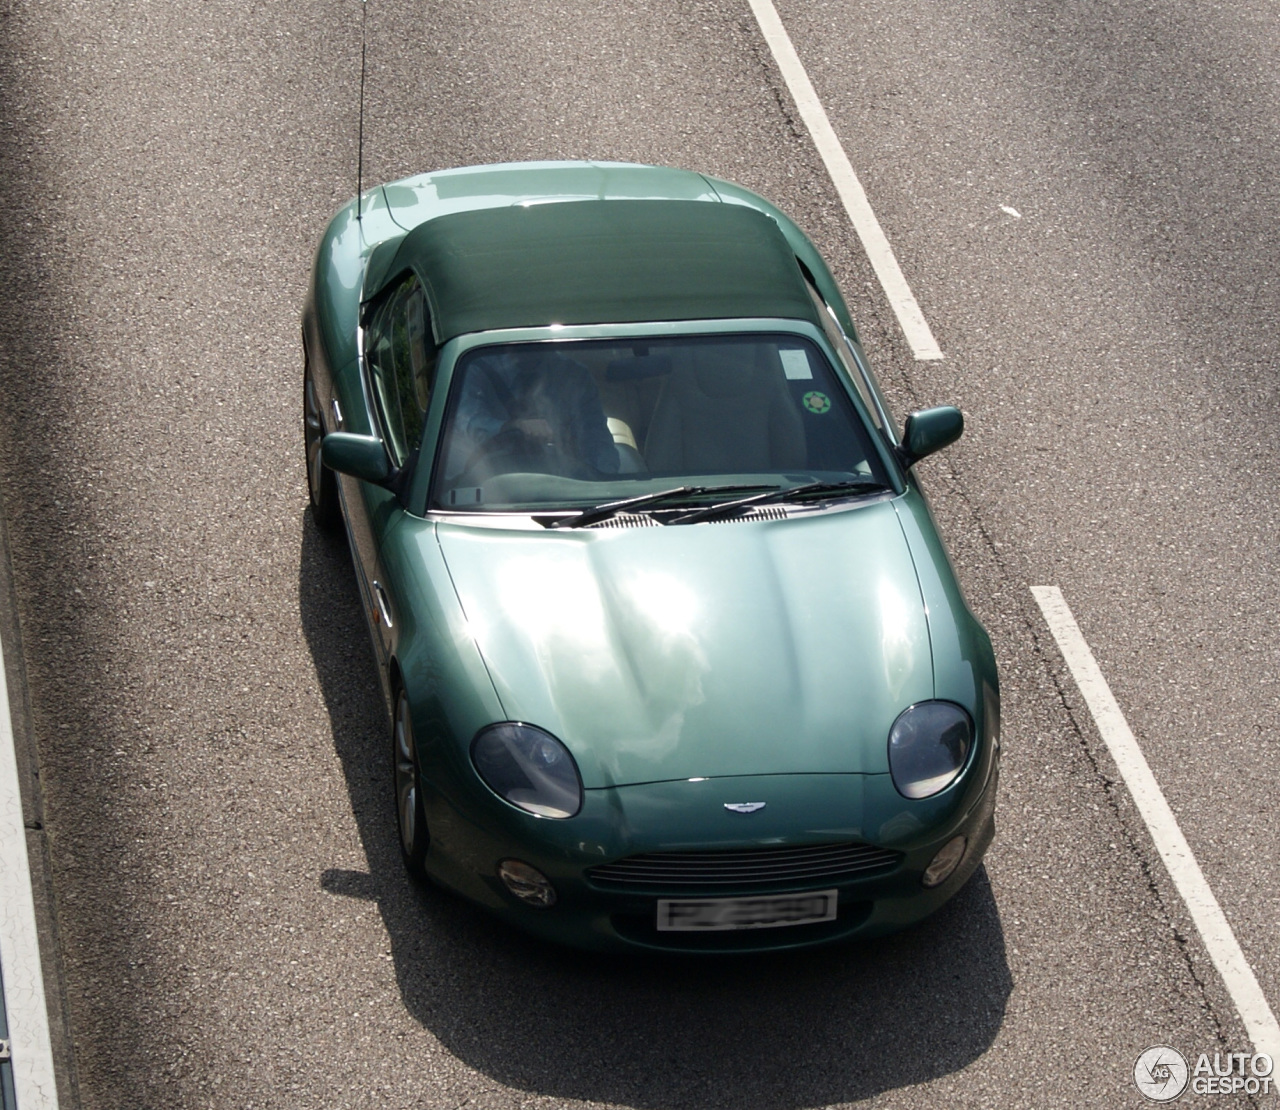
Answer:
[0,626,60,1108]
[745,0,944,361]
[1032,586,1280,1061]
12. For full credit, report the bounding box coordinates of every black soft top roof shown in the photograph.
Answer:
[376,199,820,342]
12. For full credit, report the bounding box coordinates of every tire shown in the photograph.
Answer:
[303,356,341,531]
[392,686,429,878]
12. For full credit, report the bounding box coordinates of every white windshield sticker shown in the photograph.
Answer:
[780,349,813,380]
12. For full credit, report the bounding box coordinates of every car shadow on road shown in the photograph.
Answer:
[299,516,1012,1109]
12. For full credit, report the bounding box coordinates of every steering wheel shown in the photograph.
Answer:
[454,422,590,486]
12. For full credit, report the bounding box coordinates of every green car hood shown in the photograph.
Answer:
[437,501,933,788]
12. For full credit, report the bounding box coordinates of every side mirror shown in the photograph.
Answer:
[321,432,391,485]
[900,406,964,467]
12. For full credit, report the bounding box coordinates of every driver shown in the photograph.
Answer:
[443,348,619,480]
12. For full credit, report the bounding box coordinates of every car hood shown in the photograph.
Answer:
[436,502,933,788]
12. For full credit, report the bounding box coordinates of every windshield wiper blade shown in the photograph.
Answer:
[544,484,773,529]
[671,479,888,524]
[777,478,889,502]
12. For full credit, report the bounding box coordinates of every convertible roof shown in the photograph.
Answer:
[379,199,820,342]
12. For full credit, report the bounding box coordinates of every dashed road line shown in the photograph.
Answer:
[745,0,944,361]
[1032,585,1280,1062]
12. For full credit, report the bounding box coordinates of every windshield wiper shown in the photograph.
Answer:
[542,484,774,529]
[671,478,888,525]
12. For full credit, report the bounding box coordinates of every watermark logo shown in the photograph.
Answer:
[1134,1047,1275,1100]
[1135,1046,1190,1102]
[1191,1051,1274,1097]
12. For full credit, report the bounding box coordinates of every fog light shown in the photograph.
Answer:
[497,859,557,908]
[922,836,967,888]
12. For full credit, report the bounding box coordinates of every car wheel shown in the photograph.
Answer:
[303,357,341,531]
[393,685,429,878]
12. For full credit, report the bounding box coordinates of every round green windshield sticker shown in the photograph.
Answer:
[803,390,831,415]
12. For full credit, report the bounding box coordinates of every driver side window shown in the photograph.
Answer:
[365,274,438,467]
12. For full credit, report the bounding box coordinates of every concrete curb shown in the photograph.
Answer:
[0,493,78,1110]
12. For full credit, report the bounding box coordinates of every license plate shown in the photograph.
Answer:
[656,889,838,932]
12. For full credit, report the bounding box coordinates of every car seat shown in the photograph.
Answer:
[642,343,806,474]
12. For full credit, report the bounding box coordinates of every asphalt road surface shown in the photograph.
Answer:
[1,0,1277,1107]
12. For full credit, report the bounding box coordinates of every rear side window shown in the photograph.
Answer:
[365,275,438,466]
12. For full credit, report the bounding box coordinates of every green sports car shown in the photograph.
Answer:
[301,161,999,952]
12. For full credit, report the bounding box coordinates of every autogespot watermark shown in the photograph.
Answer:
[1134,1046,1274,1101]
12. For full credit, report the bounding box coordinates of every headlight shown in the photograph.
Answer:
[888,701,973,799]
[471,722,583,818]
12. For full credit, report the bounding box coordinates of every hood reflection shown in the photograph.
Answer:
[438,505,931,787]
[495,556,708,775]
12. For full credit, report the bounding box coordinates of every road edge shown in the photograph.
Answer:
[0,496,80,1110]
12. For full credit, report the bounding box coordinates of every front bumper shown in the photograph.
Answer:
[422,759,998,954]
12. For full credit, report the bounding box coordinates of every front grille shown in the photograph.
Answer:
[586,842,901,890]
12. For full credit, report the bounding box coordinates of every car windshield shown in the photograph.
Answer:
[430,333,891,513]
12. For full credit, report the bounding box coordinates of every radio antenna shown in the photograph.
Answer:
[356,0,368,221]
